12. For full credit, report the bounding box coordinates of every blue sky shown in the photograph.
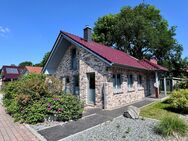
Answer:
[0,0,188,68]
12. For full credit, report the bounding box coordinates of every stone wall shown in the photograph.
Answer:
[79,48,109,108]
[54,43,154,110]
[55,45,79,93]
[105,68,147,109]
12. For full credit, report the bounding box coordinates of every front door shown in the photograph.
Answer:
[146,76,151,96]
[87,73,95,105]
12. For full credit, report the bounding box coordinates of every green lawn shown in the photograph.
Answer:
[140,101,179,120]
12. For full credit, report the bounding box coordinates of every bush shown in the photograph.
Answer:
[154,116,188,136]
[3,74,84,124]
[167,89,188,113]
[174,79,188,89]
[46,94,84,121]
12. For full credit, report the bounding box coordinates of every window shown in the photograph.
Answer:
[71,48,77,70]
[137,75,142,87]
[6,68,19,74]
[73,75,79,95]
[66,77,70,83]
[127,74,133,89]
[113,74,122,92]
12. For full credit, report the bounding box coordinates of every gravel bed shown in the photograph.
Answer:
[61,116,168,141]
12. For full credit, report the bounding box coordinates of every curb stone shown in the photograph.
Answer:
[25,124,47,141]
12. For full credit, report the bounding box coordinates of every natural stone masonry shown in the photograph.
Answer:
[0,104,38,141]
[55,42,156,109]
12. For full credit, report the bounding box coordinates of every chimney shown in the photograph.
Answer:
[150,58,158,64]
[83,25,92,42]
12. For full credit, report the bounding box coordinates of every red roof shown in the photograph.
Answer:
[62,31,146,70]
[61,31,167,71]
[139,59,168,71]
[25,66,42,74]
[184,66,188,71]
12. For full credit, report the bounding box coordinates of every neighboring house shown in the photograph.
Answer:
[43,27,168,110]
[22,66,42,75]
[1,65,24,82]
[184,66,188,73]
[0,65,42,86]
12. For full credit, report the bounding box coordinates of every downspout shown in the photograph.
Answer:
[154,71,159,98]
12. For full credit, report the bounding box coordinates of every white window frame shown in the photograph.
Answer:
[113,74,122,93]
[127,74,134,91]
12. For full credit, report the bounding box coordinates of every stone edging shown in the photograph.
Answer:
[25,124,47,141]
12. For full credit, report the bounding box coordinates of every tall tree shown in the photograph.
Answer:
[35,52,50,67]
[93,4,185,77]
[19,61,33,67]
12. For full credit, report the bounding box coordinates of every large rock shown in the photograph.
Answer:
[123,106,140,119]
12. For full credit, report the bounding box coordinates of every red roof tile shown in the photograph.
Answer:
[61,31,167,71]
[139,59,168,71]
[62,31,146,70]
[184,66,188,71]
[25,66,42,74]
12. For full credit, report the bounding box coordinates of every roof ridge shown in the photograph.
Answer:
[142,59,159,69]
[61,30,139,60]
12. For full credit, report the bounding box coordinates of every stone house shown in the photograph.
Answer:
[43,27,168,110]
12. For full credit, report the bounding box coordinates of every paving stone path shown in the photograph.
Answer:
[0,100,39,141]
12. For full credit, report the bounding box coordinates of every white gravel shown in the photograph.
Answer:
[61,116,169,141]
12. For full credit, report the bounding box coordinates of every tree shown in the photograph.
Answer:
[93,4,185,77]
[35,52,50,67]
[19,61,33,67]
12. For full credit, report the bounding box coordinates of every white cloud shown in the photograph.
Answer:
[0,26,10,37]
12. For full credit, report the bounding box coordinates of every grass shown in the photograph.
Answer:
[140,101,178,120]
[141,101,188,137]
[154,116,188,136]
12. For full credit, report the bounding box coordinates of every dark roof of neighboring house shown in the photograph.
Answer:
[1,65,24,80]
[25,66,42,74]
[61,31,167,71]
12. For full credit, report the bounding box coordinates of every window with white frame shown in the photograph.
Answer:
[137,75,142,87]
[113,74,122,92]
[127,74,134,89]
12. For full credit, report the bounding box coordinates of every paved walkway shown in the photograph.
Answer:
[0,100,39,141]
[38,98,156,141]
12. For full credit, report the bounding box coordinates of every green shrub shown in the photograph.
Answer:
[3,74,84,124]
[58,94,84,121]
[174,79,188,89]
[154,116,188,136]
[168,89,188,113]
[46,94,84,121]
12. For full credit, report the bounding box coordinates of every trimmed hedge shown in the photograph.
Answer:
[3,74,84,124]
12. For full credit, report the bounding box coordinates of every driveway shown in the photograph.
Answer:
[0,94,39,141]
[38,98,155,141]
